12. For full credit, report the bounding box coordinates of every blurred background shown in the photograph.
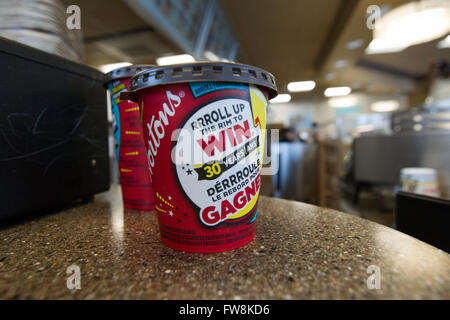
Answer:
[2,0,449,228]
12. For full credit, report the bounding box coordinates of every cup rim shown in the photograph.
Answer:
[123,61,278,101]
[103,64,155,86]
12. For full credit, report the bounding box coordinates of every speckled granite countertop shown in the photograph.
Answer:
[0,185,449,299]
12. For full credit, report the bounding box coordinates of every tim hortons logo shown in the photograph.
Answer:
[146,91,181,174]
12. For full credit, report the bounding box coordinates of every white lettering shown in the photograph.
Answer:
[146,91,182,174]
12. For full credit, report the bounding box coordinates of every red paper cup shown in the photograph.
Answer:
[124,62,277,252]
[105,66,155,211]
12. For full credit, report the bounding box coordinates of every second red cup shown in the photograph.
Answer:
[105,65,155,211]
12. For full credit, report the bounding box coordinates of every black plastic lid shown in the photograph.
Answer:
[104,64,154,85]
[124,61,277,100]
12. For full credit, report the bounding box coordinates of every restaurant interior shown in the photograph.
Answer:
[0,0,449,301]
[51,0,450,230]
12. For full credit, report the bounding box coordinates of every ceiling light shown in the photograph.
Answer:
[371,100,400,112]
[270,94,291,103]
[287,81,316,92]
[99,62,132,73]
[328,96,358,108]
[346,39,364,50]
[369,0,450,54]
[334,60,348,68]
[324,86,351,97]
[365,38,407,55]
[437,34,450,48]
[156,54,195,66]
[204,50,219,61]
